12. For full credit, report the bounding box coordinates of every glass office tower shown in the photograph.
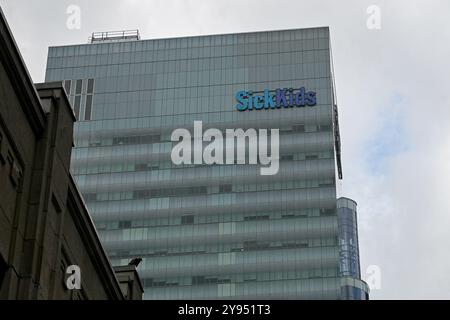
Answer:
[45,27,369,299]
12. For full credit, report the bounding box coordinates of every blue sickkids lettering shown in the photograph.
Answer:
[235,87,317,111]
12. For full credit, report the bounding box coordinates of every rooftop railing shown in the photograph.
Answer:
[88,30,140,43]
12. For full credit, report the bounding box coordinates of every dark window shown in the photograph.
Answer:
[84,95,93,121]
[219,184,232,193]
[282,242,308,248]
[141,134,161,144]
[181,215,195,225]
[319,125,332,132]
[74,96,81,120]
[75,80,83,95]
[191,276,222,285]
[119,221,132,229]
[166,282,179,287]
[206,278,218,284]
[243,241,270,251]
[320,208,335,216]
[305,154,318,160]
[244,215,270,221]
[143,278,180,288]
[281,154,294,161]
[135,164,148,171]
[134,190,149,199]
[113,137,126,145]
[113,134,160,146]
[217,278,231,284]
[192,276,205,285]
[87,79,94,94]
[151,280,166,287]
[293,124,305,132]
[64,80,72,95]
[133,186,208,200]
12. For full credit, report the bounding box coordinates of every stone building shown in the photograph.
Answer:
[0,7,142,300]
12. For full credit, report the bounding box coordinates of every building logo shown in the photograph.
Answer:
[235,87,317,111]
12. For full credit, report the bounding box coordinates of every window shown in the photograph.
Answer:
[141,134,161,144]
[112,134,160,146]
[135,164,148,171]
[283,241,309,248]
[293,124,305,132]
[87,79,94,94]
[66,79,95,121]
[119,221,132,229]
[181,215,195,225]
[74,96,81,120]
[133,186,208,200]
[75,80,82,94]
[305,154,318,160]
[280,127,293,133]
[244,215,270,221]
[219,184,232,193]
[64,80,72,95]
[243,241,270,251]
[281,154,294,161]
[84,95,93,120]
[192,276,205,285]
[320,208,335,216]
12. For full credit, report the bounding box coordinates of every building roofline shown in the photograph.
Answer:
[35,82,76,122]
[0,7,46,135]
[113,265,145,293]
[48,25,331,49]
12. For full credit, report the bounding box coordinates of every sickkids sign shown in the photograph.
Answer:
[235,87,317,111]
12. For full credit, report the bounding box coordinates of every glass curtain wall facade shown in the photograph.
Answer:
[45,27,369,299]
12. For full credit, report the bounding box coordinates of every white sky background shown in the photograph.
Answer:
[1,0,450,299]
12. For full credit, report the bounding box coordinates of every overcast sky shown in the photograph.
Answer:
[1,0,449,299]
